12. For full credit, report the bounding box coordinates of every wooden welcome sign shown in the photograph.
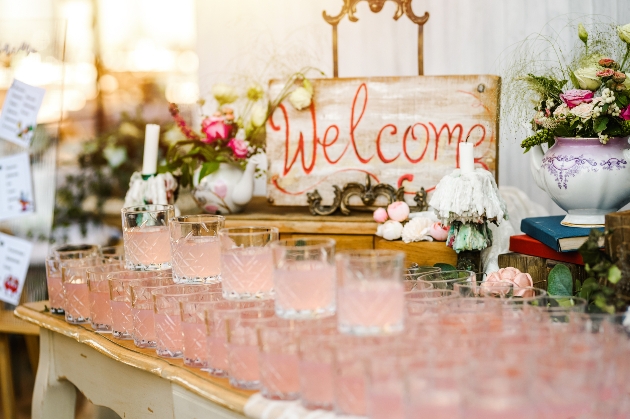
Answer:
[266,75,500,208]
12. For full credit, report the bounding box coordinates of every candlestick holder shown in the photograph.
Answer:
[123,172,178,208]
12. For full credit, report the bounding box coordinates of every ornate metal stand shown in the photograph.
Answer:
[307,175,428,216]
[323,0,430,77]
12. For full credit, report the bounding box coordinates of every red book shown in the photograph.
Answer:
[509,235,584,265]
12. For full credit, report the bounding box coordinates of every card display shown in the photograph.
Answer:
[0,153,35,221]
[0,79,45,147]
[0,232,33,305]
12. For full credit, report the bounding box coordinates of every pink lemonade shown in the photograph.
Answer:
[110,300,133,339]
[368,393,404,419]
[406,403,460,419]
[464,406,535,419]
[338,280,405,334]
[299,360,334,409]
[154,313,183,357]
[206,336,229,376]
[228,344,260,386]
[132,308,156,347]
[64,282,90,322]
[182,322,206,367]
[259,352,300,399]
[336,375,367,416]
[221,247,273,298]
[274,261,336,318]
[47,273,64,311]
[124,226,171,266]
[172,235,221,281]
[89,291,112,330]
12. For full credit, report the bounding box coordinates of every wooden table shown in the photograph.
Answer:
[14,301,252,419]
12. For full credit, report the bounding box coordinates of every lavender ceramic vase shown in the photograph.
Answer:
[530,137,630,227]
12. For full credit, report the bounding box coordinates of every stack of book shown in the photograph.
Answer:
[498,215,603,290]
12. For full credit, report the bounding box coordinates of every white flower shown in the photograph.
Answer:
[211,83,238,105]
[401,217,434,244]
[250,104,267,128]
[288,87,312,111]
[376,220,403,241]
[574,67,602,91]
[569,102,594,119]
[618,23,630,44]
[553,103,569,117]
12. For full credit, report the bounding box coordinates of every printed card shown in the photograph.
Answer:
[0,153,35,221]
[0,232,33,305]
[0,79,45,147]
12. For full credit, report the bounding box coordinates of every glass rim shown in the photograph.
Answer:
[406,289,459,299]
[152,290,222,299]
[526,296,588,309]
[121,204,174,214]
[336,249,405,261]
[416,270,476,279]
[50,243,99,254]
[218,226,279,236]
[107,271,164,281]
[269,237,336,250]
[169,214,225,224]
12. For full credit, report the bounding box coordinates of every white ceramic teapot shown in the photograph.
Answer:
[530,136,630,226]
[191,154,265,214]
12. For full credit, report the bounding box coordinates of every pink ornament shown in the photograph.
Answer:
[373,208,388,223]
[387,201,410,222]
[201,117,231,143]
[204,204,219,214]
[227,138,248,158]
[428,222,449,241]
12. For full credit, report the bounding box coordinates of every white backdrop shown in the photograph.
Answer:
[195,0,630,213]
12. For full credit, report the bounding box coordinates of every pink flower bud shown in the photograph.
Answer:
[429,222,449,241]
[387,201,410,222]
[373,208,388,223]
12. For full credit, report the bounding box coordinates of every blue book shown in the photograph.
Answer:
[520,216,604,252]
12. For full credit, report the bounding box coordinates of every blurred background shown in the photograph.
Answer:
[0,0,629,417]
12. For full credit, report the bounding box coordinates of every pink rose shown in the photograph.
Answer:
[201,117,230,143]
[559,89,594,109]
[387,201,410,222]
[621,106,630,121]
[599,58,616,68]
[212,180,228,199]
[429,222,449,241]
[613,71,627,84]
[486,267,533,297]
[596,68,615,78]
[227,138,248,159]
[373,208,388,223]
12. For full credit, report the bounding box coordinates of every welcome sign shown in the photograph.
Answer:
[266,75,500,206]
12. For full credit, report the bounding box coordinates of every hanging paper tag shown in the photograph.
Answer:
[0,153,35,221]
[0,232,33,305]
[0,79,45,147]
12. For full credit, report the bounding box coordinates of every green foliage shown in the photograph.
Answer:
[433,263,456,272]
[523,74,567,101]
[547,264,573,296]
[577,229,630,313]
[521,129,555,152]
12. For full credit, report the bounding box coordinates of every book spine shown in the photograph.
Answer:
[509,236,583,265]
[520,219,560,252]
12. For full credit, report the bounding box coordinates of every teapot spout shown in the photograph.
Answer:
[232,154,265,206]
[529,144,546,190]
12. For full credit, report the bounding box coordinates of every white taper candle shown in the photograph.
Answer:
[142,124,160,175]
[459,142,475,174]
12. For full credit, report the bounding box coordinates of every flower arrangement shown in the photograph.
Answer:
[373,201,449,243]
[159,68,322,189]
[486,267,534,297]
[513,21,630,151]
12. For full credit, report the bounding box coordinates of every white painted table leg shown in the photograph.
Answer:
[32,328,77,419]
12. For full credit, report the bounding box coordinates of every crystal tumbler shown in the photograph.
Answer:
[336,250,406,335]
[180,293,224,366]
[170,215,225,283]
[45,258,64,314]
[122,204,174,271]
[62,262,102,324]
[415,270,476,290]
[219,227,278,300]
[258,320,301,401]
[86,263,125,332]
[271,238,336,319]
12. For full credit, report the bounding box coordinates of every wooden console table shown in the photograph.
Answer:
[15,301,251,419]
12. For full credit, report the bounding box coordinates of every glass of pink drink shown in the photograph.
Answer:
[219,227,278,300]
[205,300,274,378]
[179,292,224,366]
[336,250,406,335]
[130,282,176,348]
[258,320,301,401]
[61,259,102,324]
[108,271,169,339]
[226,308,276,389]
[122,204,175,271]
[298,332,338,410]
[100,245,125,263]
[169,215,225,283]
[271,238,336,319]
[152,284,221,358]
[86,263,125,332]
[45,258,64,314]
